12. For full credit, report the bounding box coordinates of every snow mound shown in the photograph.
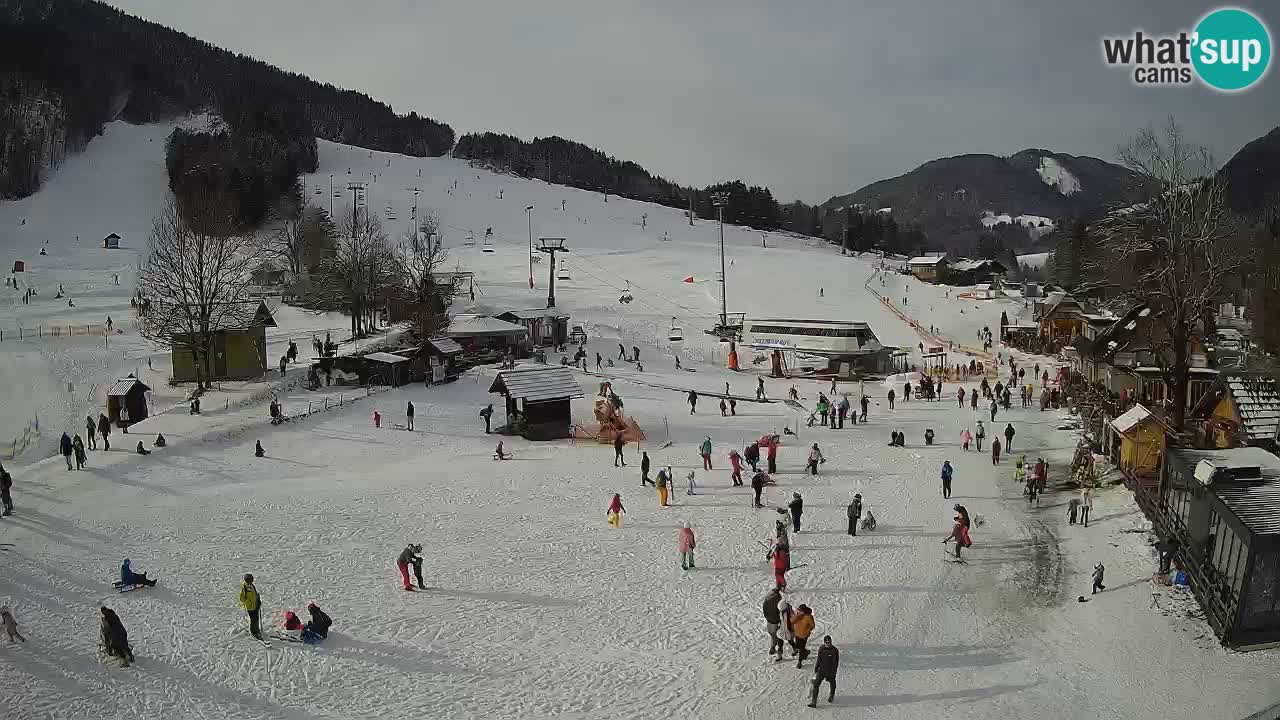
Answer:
[1037,156,1081,196]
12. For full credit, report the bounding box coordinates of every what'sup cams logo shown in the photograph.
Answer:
[1102,7,1271,91]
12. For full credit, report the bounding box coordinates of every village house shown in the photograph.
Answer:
[170,300,276,382]
[1191,375,1280,452]
[906,255,948,282]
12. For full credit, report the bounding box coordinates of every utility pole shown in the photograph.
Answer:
[537,238,568,308]
[525,205,535,289]
[712,192,730,330]
[407,187,421,248]
[329,174,335,217]
[688,194,695,226]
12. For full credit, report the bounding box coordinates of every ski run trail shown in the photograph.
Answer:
[1,119,1277,720]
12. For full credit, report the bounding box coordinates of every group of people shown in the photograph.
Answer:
[761,589,841,706]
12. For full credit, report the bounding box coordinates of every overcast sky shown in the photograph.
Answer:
[107,0,1279,202]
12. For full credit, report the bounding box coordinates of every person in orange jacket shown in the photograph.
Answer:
[791,604,816,668]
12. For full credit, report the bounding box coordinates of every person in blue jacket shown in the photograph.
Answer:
[119,559,157,587]
[941,460,954,499]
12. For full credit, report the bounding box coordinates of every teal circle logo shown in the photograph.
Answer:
[1192,8,1271,91]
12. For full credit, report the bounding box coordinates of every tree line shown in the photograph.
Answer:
[0,0,454,200]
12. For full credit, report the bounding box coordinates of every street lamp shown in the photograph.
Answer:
[525,205,535,289]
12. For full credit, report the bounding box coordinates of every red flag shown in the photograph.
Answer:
[683,276,695,283]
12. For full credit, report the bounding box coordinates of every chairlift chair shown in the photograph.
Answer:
[464,231,477,247]
[557,264,571,281]
[481,235,495,253]
[668,317,683,342]
[313,188,323,196]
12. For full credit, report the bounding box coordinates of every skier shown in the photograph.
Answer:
[305,603,332,639]
[961,428,972,451]
[757,377,766,401]
[941,460,953,499]
[791,604,815,668]
[73,434,86,469]
[99,606,134,666]
[860,394,869,422]
[396,543,424,591]
[1004,423,1015,451]
[607,493,625,528]
[991,437,1002,465]
[640,451,653,486]
[0,462,12,516]
[744,441,760,472]
[805,444,824,475]
[60,432,74,470]
[728,448,743,486]
[613,433,626,467]
[847,494,862,536]
[255,440,266,458]
[0,606,24,643]
[751,470,767,508]
[656,467,671,507]
[688,390,698,414]
[119,559,157,588]
[887,388,896,410]
[678,523,696,569]
[85,416,97,450]
[788,492,804,532]
[808,636,839,707]
[480,404,494,433]
[763,588,785,659]
[238,573,263,640]
[406,401,415,431]
[699,436,713,470]
[1092,562,1106,594]
[975,420,986,451]
[772,538,791,590]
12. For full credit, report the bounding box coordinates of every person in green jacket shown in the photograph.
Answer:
[239,574,262,640]
[698,436,713,471]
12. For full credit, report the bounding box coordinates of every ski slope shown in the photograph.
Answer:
[2,122,1278,720]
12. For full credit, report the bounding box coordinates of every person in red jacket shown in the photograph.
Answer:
[607,493,625,528]
[728,449,743,486]
[773,540,791,590]
[767,440,778,474]
[678,523,696,569]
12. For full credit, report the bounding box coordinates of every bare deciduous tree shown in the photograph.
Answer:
[1082,118,1249,429]
[262,192,309,276]
[305,208,397,337]
[137,195,261,391]
[392,211,454,341]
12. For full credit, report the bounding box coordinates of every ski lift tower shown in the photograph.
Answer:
[710,191,739,343]
[537,237,569,309]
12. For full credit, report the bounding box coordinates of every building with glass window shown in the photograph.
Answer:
[1159,447,1280,648]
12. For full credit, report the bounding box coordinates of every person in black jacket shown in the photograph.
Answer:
[751,471,767,508]
[687,390,698,414]
[762,588,784,659]
[59,433,74,470]
[305,602,332,638]
[0,462,14,516]
[98,414,112,451]
[99,606,134,667]
[846,494,862,537]
[788,492,804,533]
[613,433,626,467]
[808,636,840,707]
[640,451,652,486]
[744,442,760,472]
[406,401,415,431]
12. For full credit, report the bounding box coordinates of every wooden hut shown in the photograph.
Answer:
[489,365,583,440]
[106,375,150,427]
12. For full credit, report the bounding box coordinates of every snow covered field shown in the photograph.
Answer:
[2,122,1278,719]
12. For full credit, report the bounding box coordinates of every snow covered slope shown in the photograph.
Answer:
[2,122,1277,720]
[1036,156,1080,195]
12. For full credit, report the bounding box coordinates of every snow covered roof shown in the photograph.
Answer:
[489,366,583,403]
[499,308,570,320]
[363,352,410,364]
[1225,376,1280,443]
[907,256,948,266]
[427,337,463,355]
[445,315,529,337]
[1110,404,1154,434]
[1169,447,1280,536]
[106,376,150,396]
[950,259,1007,273]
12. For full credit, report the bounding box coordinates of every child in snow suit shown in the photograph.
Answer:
[699,436,713,470]
[791,605,815,667]
[240,574,262,639]
[135,441,150,456]
[808,636,839,706]
[607,493,625,527]
[0,606,23,643]
[120,559,157,587]
[656,468,671,507]
[99,606,133,666]
[678,524,696,569]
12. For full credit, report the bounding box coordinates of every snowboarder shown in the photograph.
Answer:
[1004,423,1015,451]
[788,492,804,532]
[757,377,766,401]
[1092,562,1106,594]
[60,432,74,470]
[255,440,265,458]
[99,606,133,666]
[86,416,97,450]
[613,433,626,467]
[119,559,157,588]
[688,390,698,414]
[751,470,767,508]
[699,436,713,470]
[0,463,12,516]
[406,401,415,431]
[607,493,625,528]
[887,388,895,409]
[941,460,953,499]
[480,404,494,433]
[656,467,672,507]
[961,428,972,451]
[808,636,839,707]
[640,451,653,486]
[792,605,815,668]
[239,574,262,639]
[1,606,24,643]
[396,544,424,591]
[73,434,86,469]
[847,494,862,536]
[678,523,696,569]
[860,394,869,422]
[729,448,743,486]
[991,437,1002,465]
[805,444,824,475]
[975,420,986,451]
[763,589,785,658]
